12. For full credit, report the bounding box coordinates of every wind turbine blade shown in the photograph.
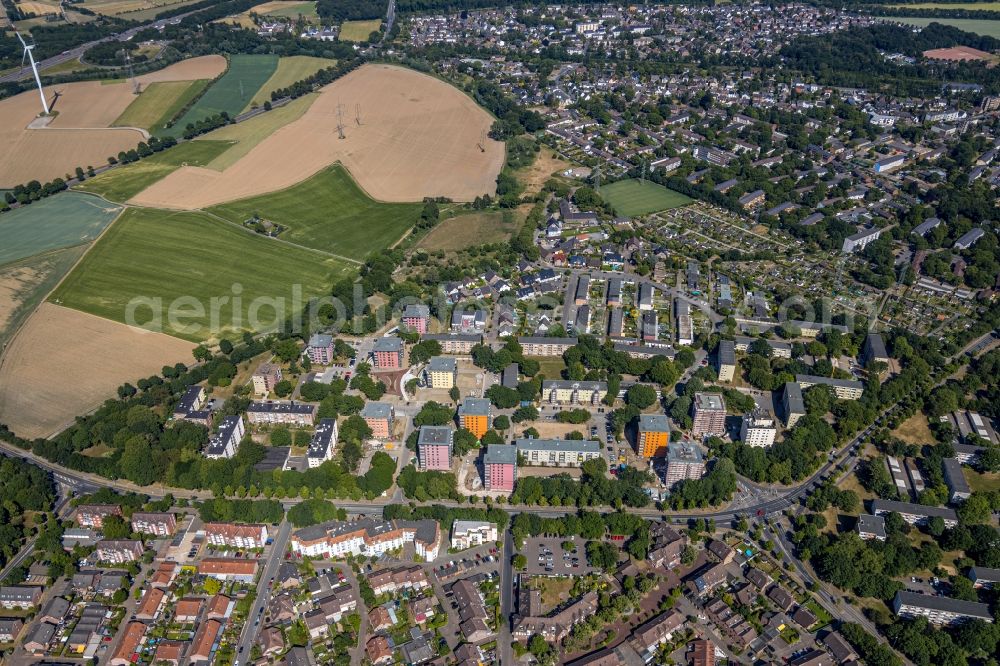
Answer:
[22,49,28,67]
[15,31,27,48]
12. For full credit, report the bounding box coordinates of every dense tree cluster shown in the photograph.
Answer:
[396,465,459,501]
[197,498,284,524]
[0,457,55,571]
[286,499,347,527]
[667,457,737,509]
[510,458,652,508]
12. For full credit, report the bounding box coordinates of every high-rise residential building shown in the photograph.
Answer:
[664,442,705,487]
[782,382,806,428]
[691,393,726,438]
[401,304,430,334]
[637,414,670,458]
[361,402,394,439]
[306,334,334,365]
[418,426,453,471]
[483,445,517,492]
[373,337,404,369]
[739,408,776,447]
[717,340,736,382]
[459,397,491,439]
[426,356,457,389]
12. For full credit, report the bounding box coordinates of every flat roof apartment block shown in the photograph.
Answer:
[942,457,971,502]
[418,425,454,471]
[795,374,864,400]
[637,414,671,458]
[484,444,517,492]
[892,591,993,625]
[247,401,316,426]
[459,397,491,439]
[871,499,958,528]
[373,336,404,368]
[205,415,245,459]
[782,382,805,428]
[307,334,334,365]
[515,438,601,467]
[427,356,457,389]
[692,392,726,438]
[717,340,736,382]
[664,442,705,486]
[361,402,394,439]
[307,418,338,468]
[542,379,607,406]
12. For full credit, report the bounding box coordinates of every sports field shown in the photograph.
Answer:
[881,15,1000,37]
[600,179,692,217]
[50,207,352,341]
[0,192,123,265]
[76,140,234,203]
[339,19,381,41]
[114,79,210,130]
[245,55,333,111]
[208,164,420,257]
[163,54,279,137]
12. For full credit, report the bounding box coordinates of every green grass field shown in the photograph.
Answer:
[207,164,421,257]
[244,55,333,111]
[200,94,315,170]
[50,207,352,341]
[114,79,210,131]
[339,19,381,41]
[889,1,1000,9]
[0,192,123,265]
[600,179,692,217]
[75,141,234,203]
[264,0,317,20]
[162,54,279,137]
[882,15,1000,37]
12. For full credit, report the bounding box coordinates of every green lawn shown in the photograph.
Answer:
[75,141,234,203]
[599,179,692,217]
[0,192,123,265]
[114,79,210,131]
[881,16,1000,38]
[207,164,421,257]
[162,54,279,137]
[264,1,317,20]
[50,207,352,342]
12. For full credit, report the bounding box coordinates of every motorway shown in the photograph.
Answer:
[0,8,205,84]
[233,519,292,665]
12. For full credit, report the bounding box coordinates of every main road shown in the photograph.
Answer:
[233,519,292,664]
[0,8,207,84]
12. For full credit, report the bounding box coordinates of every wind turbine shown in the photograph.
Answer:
[16,31,50,115]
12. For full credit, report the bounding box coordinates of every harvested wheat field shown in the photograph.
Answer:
[131,64,505,208]
[17,1,61,14]
[0,55,226,186]
[0,303,193,439]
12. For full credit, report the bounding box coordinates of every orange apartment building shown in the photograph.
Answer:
[458,397,491,439]
[637,414,671,458]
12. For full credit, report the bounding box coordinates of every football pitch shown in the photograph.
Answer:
[50,206,352,342]
[600,179,692,217]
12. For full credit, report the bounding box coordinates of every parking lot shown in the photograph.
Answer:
[521,537,595,576]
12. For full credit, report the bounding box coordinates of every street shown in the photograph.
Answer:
[233,519,292,663]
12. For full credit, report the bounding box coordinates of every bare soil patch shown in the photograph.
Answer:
[0,56,226,186]
[0,265,42,333]
[130,63,504,208]
[516,146,571,198]
[0,303,193,438]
